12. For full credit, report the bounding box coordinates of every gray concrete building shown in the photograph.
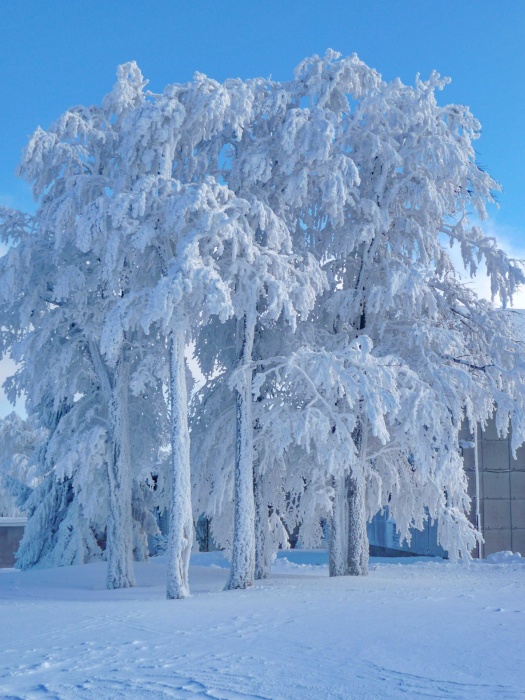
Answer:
[462,416,525,558]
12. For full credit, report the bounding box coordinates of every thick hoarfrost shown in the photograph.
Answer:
[1,50,525,592]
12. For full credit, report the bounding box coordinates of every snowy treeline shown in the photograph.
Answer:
[1,51,525,596]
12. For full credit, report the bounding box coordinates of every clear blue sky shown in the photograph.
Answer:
[1,0,525,416]
[2,1,525,238]
[1,0,525,243]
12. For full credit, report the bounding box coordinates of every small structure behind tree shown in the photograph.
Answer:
[0,517,27,568]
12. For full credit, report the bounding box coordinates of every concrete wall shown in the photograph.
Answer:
[462,417,525,557]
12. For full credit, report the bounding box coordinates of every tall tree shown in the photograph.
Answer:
[322,68,525,574]
[68,63,325,596]
[0,412,43,518]
[191,51,381,584]
[0,80,167,586]
[193,54,525,578]
[3,51,525,594]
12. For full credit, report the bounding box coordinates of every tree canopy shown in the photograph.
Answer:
[1,51,525,594]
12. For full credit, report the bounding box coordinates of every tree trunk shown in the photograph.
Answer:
[252,323,271,581]
[347,472,368,575]
[166,326,193,599]
[254,468,272,580]
[226,314,256,590]
[329,474,348,577]
[106,353,135,589]
[346,415,369,576]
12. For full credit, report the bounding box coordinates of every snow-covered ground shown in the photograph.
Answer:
[1,551,524,699]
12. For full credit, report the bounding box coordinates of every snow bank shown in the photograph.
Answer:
[1,554,525,699]
[485,550,524,564]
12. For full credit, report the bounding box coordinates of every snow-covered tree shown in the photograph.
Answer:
[0,97,167,585]
[344,70,525,571]
[28,62,324,596]
[0,413,43,517]
[12,398,106,569]
[189,51,385,584]
[193,52,525,579]
[288,64,525,574]
[2,50,525,596]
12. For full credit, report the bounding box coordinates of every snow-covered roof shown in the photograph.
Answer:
[0,517,27,527]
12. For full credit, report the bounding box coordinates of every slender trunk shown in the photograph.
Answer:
[360,520,370,574]
[252,322,271,580]
[347,472,368,575]
[254,468,271,580]
[166,327,193,599]
[226,314,256,590]
[345,415,369,576]
[106,353,135,589]
[329,474,348,577]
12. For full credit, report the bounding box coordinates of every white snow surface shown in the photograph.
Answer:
[1,551,524,700]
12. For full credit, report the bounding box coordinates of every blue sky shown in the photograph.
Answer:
[2,1,525,233]
[1,0,525,414]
